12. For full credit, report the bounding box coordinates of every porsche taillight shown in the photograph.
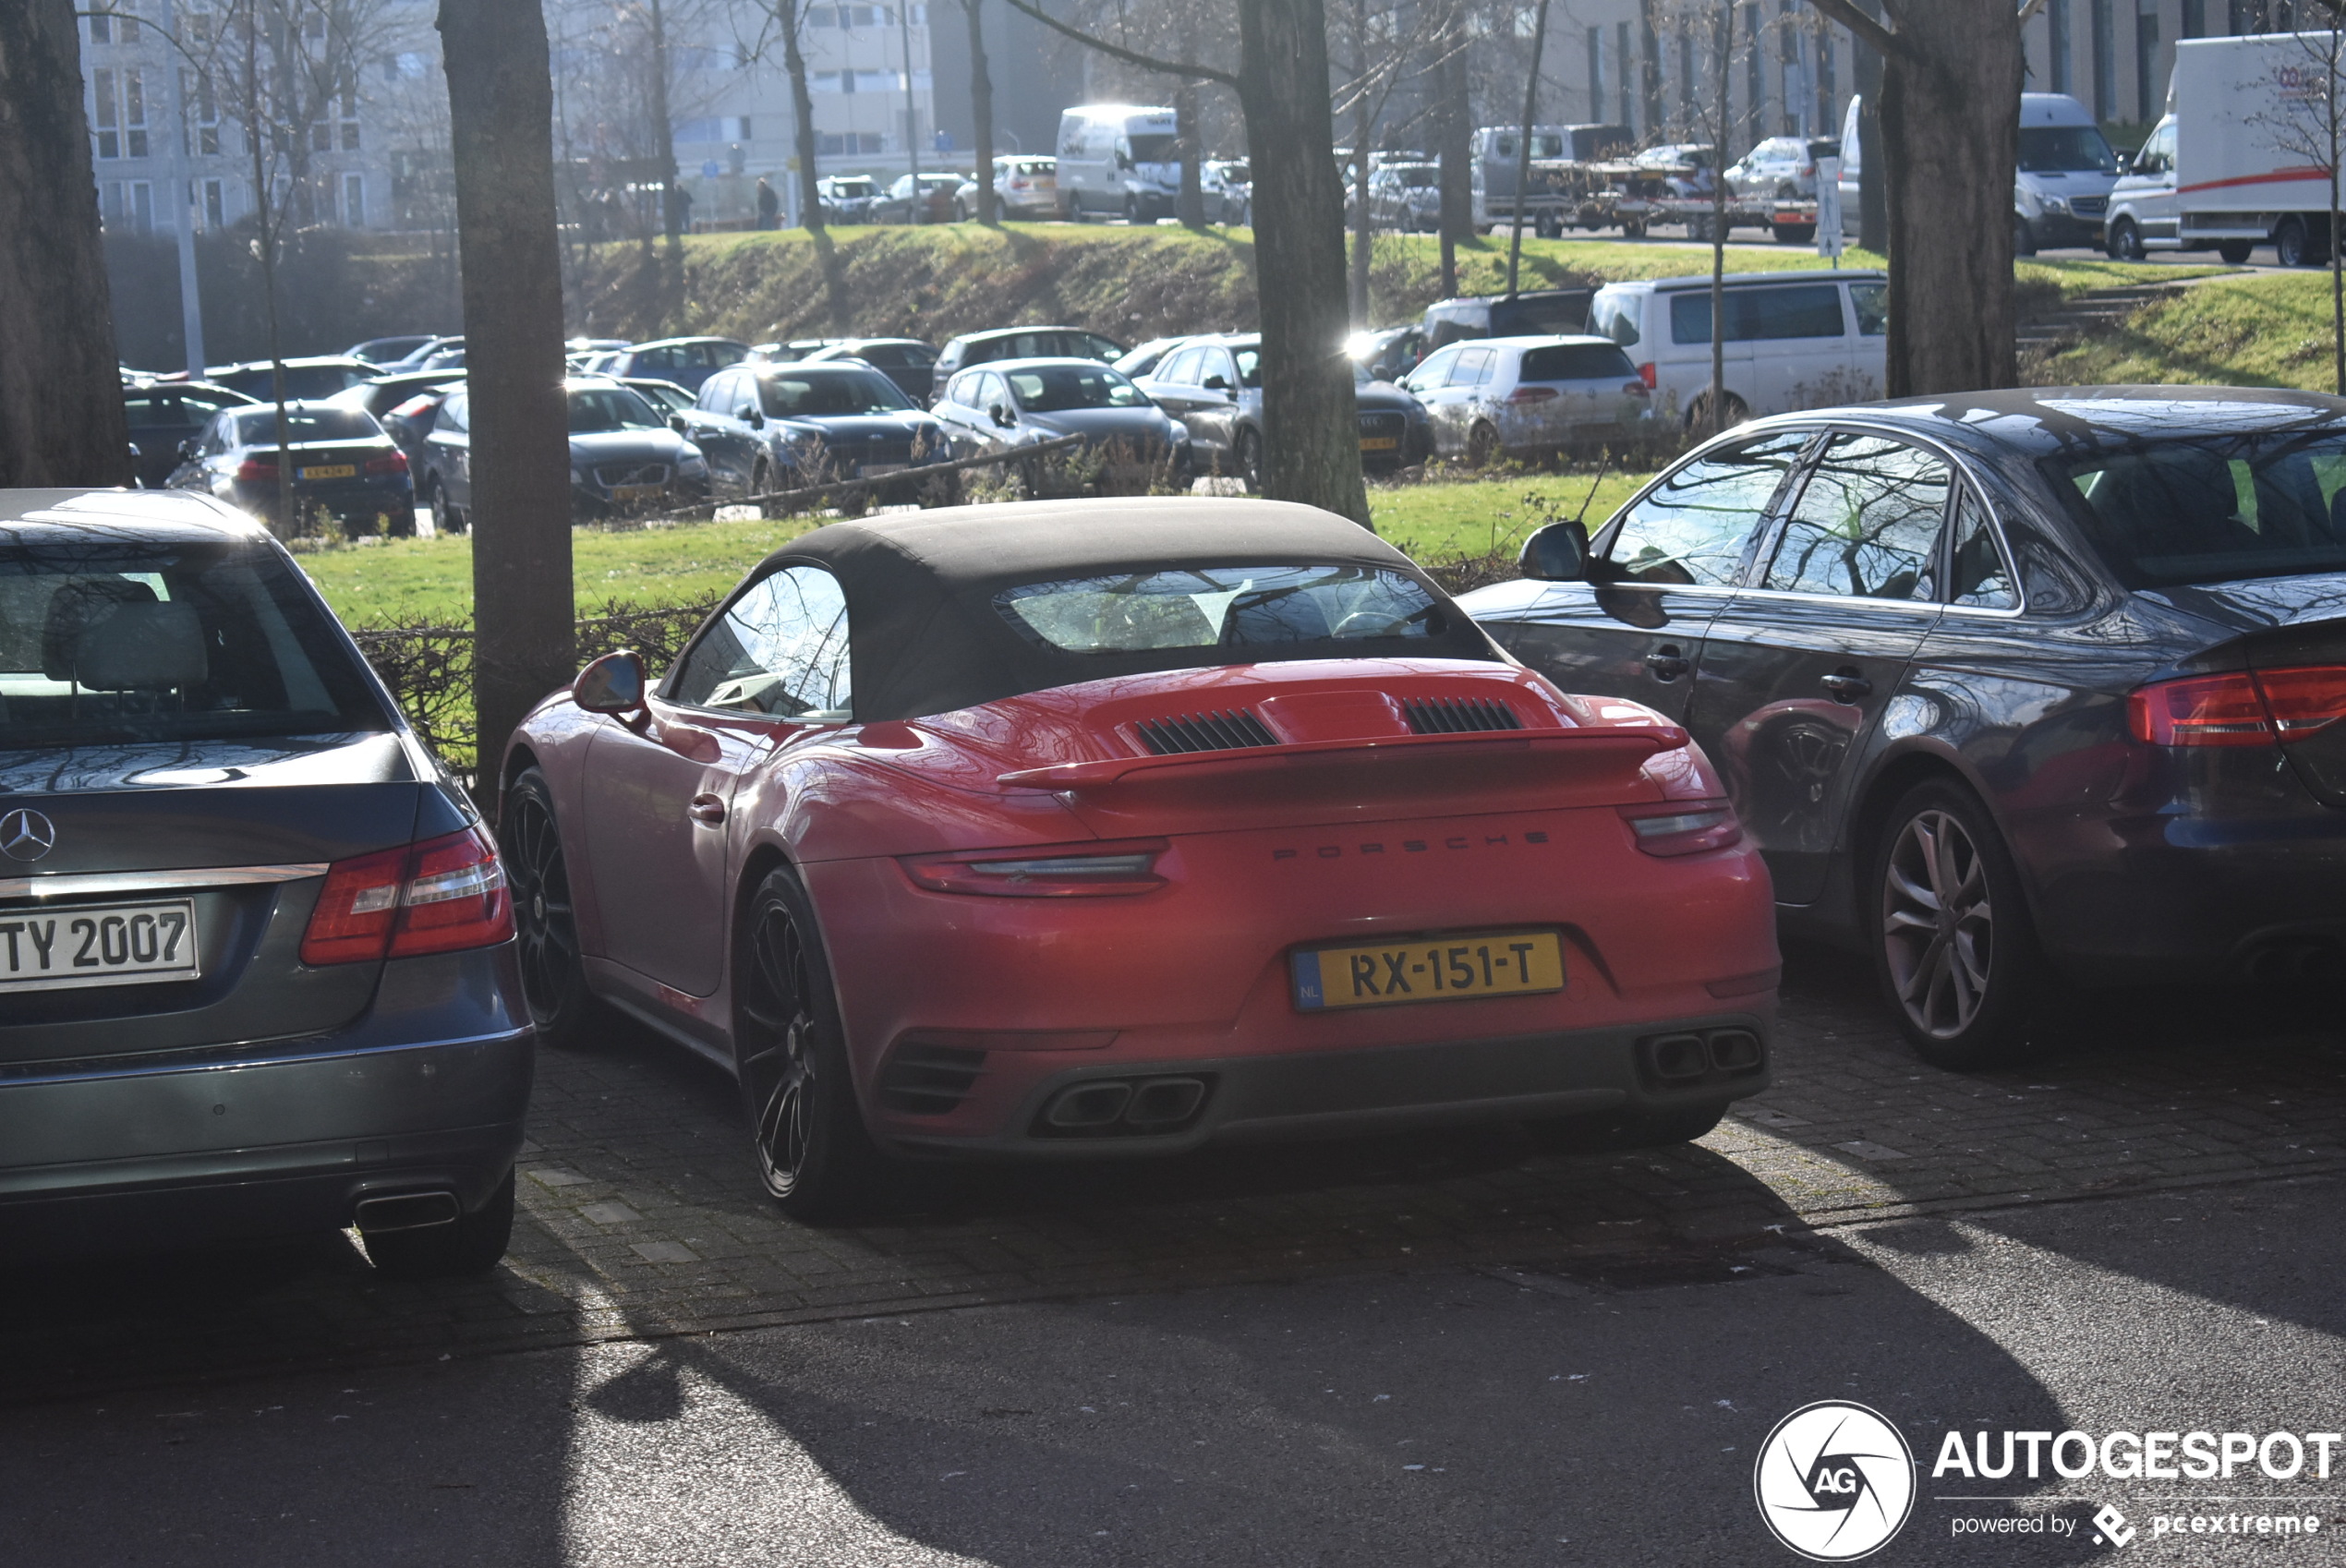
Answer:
[1620,801,1743,857]
[301,826,514,965]
[901,839,1169,897]
[2126,666,2346,747]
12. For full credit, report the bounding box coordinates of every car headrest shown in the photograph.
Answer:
[42,577,157,681]
[70,601,209,692]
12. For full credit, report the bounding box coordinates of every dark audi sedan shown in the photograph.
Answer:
[1458,389,2346,1068]
[0,489,532,1272]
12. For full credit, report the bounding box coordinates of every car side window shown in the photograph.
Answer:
[1405,344,1461,391]
[1602,429,1811,585]
[695,372,731,412]
[1943,487,2018,609]
[1849,283,1887,337]
[436,395,469,435]
[1763,433,1951,601]
[1745,284,1848,341]
[1448,347,1494,387]
[669,564,853,719]
[1157,346,1201,385]
[976,372,1010,412]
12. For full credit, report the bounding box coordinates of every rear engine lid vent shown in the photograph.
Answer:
[1135,708,1279,755]
[1403,695,1524,735]
[877,1043,986,1116]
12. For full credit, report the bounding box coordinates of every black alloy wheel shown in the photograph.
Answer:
[1870,780,2043,1069]
[429,480,465,537]
[1466,422,1503,468]
[1234,428,1264,493]
[2107,217,2146,261]
[362,1168,516,1279]
[734,868,887,1223]
[502,766,605,1051]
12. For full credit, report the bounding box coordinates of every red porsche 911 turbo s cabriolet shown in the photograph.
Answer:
[500,499,1779,1219]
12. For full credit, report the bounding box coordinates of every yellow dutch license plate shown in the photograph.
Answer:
[1359,435,1400,452]
[1290,930,1564,1011]
[299,464,356,480]
[612,484,659,503]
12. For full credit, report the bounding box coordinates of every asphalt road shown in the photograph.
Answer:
[5,1172,2340,1568]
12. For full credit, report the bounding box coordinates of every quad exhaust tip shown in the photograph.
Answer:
[355,1190,462,1234]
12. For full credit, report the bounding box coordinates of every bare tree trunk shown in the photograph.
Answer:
[0,0,130,488]
[1506,0,1552,295]
[246,6,294,532]
[1639,0,1663,138]
[1873,0,2016,394]
[1851,1,1887,254]
[963,0,998,223]
[1238,0,1371,525]
[1433,10,1470,296]
[1349,0,1373,327]
[647,0,681,251]
[439,0,576,805]
[2331,158,2341,396]
[1710,0,1733,437]
[782,4,824,231]
[1176,75,1205,228]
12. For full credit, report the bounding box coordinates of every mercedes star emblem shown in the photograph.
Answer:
[0,808,57,862]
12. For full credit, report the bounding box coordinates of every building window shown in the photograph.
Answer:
[119,1,141,45]
[343,172,365,226]
[90,12,110,43]
[2136,0,2161,121]
[339,92,360,151]
[131,180,152,234]
[2182,0,2206,37]
[1745,5,1765,143]
[2050,0,2074,94]
[2092,0,2115,118]
[93,69,119,159]
[203,177,225,229]
[125,69,146,158]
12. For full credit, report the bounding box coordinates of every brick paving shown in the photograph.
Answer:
[4,947,2342,1405]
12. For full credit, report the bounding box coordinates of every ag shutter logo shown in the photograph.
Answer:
[1755,1401,1918,1561]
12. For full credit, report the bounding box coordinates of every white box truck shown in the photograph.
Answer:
[1054,105,1181,223]
[2105,32,2342,266]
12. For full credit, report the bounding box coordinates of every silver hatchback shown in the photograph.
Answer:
[1398,335,1653,464]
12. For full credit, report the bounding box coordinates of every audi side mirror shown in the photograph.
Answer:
[574,649,648,715]
[1520,519,1590,583]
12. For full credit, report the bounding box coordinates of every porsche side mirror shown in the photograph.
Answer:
[574,649,648,715]
[668,414,688,435]
[1520,519,1590,583]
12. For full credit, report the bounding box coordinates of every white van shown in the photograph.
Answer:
[1839,91,2116,255]
[1055,104,1181,223]
[1584,271,1887,428]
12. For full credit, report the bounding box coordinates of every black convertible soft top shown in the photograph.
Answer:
[729,497,1500,720]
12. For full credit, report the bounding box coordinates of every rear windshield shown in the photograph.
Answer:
[1490,295,1589,335]
[567,387,666,432]
[1003,365,1150,412]
[1518,343,1636,381]
[757,370,913,416]
[995,564,1467,653]
[2046,436,2346,588]
[0,536,390,750]
[220,365,364,400]
[234,406,381,444]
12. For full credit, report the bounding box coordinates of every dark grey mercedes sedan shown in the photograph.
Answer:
[0,488,531,1274]
[1459,388,2346,1070]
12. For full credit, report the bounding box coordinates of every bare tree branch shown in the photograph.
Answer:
[1805,0,1904,59]
[998,0,1240,87]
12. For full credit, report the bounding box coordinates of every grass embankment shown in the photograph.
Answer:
[571,222,2187,346]
[302,472,1658,628]
[2029,271,2346,390]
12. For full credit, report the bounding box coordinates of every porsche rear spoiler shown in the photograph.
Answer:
[996,724,1686,792]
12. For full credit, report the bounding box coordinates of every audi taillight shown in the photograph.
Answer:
[1621,801,1743,857]
[2126,666,2346,747]
[901,838,1168,897]
[235,458,278,482]
[364,450,408,475]
[301,826,513,965]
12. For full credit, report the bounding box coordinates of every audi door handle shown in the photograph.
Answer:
[1644,645,1691,681]
[687,793,727,824]
[1820,670,1873,704]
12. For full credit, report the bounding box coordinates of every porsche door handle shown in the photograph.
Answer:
[687,793,727,825]
[1820,669,1873,704]
[1644,645,1691,681]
